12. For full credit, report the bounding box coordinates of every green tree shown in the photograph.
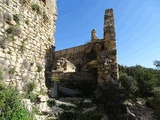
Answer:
[119,73,138,98]
[153,60,160,70]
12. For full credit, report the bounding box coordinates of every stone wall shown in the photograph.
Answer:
[0,0,57,93]
[54,44,87,59]
[53,8,118,86]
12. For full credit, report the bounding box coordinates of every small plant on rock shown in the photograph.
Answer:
[13,15,20,24]
[25,19,29,25]
[32,4,41,14]
[52,77,59,81]
[47,99,56,107]
[5,27,13,34]
[26,82,36,93]
[36,62,43,72]
[43,12,48,22]
[8,67,15,75]
[20,40,25,52]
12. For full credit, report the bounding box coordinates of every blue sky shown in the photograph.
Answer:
[55,0,160,68]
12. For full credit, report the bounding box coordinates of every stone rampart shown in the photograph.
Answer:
[54,44,87,59]
[0,0,57,93]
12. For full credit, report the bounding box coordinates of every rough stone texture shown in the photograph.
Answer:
[0,1,57,119]
[0,0,57,93]
[52,9,118,97]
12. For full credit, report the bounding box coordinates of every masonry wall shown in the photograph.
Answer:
[54,44,87,59]
[0,0,57,93]
[53,9,119,87]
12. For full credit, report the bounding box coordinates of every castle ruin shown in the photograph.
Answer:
[50,9,119,97]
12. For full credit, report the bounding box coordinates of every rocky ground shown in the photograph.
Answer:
[124,99,154,120]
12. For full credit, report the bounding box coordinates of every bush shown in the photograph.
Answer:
[47,99,56,107]
[119,73,138,98]
[59,111,78,120]
[24,93,38,103]
[26,82,36,93]
[0,82,35,120]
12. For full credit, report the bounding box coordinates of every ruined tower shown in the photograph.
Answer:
[104,9,119,80]
[91,29,98,41]
[96,9,119,88]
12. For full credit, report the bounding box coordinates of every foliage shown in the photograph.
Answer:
[59,111,78,120]
[20,40,25,51]
[5,25,21,40]
[25,82,36,93]
[5,27,13,34]
[119,65,160,97]
[37,66,43,72]
[0,68,35,120]
[153,60,160,70]
[119,73,138,98]
[23,93,38,103]
[47,99,56,107]
[52,76,59,81]
[8,67,15,75]
[43,12,48,22]
[146,87,160,119]
[25,19,29,25]
[36,62,43,72]
[0,67,2,81]
[32,4,41,14]
[59,108,103,120]
[13,15,20,24]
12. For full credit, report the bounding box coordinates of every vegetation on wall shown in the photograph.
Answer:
[0,68,35,120]
[25,19,29,25]
[20,40,26,52]
[32,4,41,14]
[5,25,21,41]
[13,15,20,24]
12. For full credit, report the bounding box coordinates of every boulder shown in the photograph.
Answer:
[58,86,81,97]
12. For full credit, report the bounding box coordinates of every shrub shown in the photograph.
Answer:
[146,87,160,119]
[0,82,35,119]
[59,111,78,120]
[0,67,2,81]
[8,67,15,75]
[24,93,38,103]
[119,73,138,98]
[26,82,36,93]
[47,99,56,107]
[5,27,13,34]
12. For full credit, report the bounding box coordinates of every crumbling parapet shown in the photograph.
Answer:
[91,29,98,41]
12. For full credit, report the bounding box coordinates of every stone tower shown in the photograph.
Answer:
[0,0,57,93]
[91,29,97,41]
[103,9,119,80]
[96,9,119,88]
